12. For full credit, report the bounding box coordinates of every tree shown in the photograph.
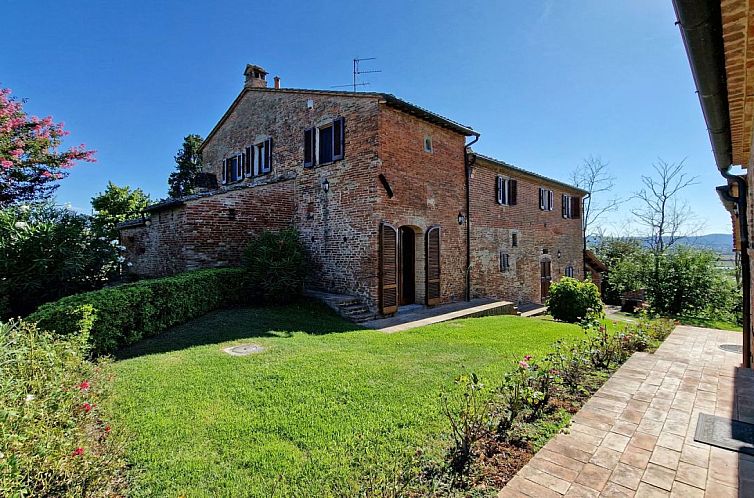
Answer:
[571,156,621,249]
[0,86,95,207]
[632,159,698,255]
[168,134,204,198]
[90,181,151,238]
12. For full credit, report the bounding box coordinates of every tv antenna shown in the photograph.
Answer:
[331,57,382,92]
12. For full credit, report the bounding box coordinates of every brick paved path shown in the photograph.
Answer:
[499,326,754,497]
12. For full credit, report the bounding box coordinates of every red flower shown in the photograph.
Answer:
[72,447,85,456]
[82,402,92,413]
[104,425,111,433]
[78,380,90,391]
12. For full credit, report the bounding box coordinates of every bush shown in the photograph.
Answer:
[0,319,127,496]
[546,277,603,323]
[28,268,246,355]
[0,203,120,319]
[243,228,307,304]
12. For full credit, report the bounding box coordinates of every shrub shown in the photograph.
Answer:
[441,373,492,471]
[0,203,120,319]
[28,268,246,355]
[546,277,603,323]
[243,228,307,304]
[546,340,590,392]
[0,319,127,496]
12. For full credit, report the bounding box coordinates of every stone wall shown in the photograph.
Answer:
[469,157,585,304]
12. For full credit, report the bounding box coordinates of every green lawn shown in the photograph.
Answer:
[110,302,582,497]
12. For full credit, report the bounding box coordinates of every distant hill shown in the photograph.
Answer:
[588,234,734,254]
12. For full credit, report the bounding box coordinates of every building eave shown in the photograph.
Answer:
[472,153,588,195]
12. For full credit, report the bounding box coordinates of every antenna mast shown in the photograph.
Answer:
[331,57,382,92]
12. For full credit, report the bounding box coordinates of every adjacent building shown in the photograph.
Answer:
[120,64,586,318]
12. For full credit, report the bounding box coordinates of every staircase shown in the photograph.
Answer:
[304,290,376,323]
[515,302,548,317]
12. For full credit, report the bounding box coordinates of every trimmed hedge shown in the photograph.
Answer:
[28,268,246,355]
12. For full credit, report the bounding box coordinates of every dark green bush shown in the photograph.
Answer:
[27,268,246,355]
[546,277,603,323]
[0,319,127,496]
[243,228,307,304]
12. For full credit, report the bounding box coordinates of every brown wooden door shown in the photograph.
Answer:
[399,227,415,305]
[380,223,398,314]
[540,260,552,302]
[426,226,441,306]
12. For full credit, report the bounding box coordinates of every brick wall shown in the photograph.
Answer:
[469,157,584,304]
[375,106,469,306]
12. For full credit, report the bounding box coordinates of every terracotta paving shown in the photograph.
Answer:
[498,325,754,498]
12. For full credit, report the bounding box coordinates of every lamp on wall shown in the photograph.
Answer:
[322,178,330,193]
[458,212,466,225]
[557,250,562,259]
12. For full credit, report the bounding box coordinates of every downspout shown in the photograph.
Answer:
[719,174,751,368]
[464,133,480,302]
[673,0,751,367]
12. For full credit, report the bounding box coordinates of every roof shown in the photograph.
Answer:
[472,153,588,194]
[584,250,608,273]
[199,87,478,152]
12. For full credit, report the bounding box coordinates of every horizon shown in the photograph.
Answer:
[2,0,736,235]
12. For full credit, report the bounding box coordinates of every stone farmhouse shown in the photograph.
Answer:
[120,64,586,318]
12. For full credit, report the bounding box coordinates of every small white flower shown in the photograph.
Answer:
[14,221,29,230]
[98,236,107,241]
[117,245,127,251]
[126,262,133,267]
[24,394,35,402]
[117,256,126,263]
[110,239,118,246]
[19,204,30,213]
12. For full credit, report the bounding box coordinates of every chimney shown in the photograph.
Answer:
[244,64,268,88]
[274,76,281,89]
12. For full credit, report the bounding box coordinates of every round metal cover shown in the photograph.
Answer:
[719,344,743,354]
[223,344,265,356]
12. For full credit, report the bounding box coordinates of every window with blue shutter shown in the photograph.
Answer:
[304,117,346,167]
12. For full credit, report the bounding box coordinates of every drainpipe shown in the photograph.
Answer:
[719,174,751,368]
[464,133,480,302]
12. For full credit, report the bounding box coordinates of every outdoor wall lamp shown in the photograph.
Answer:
[557,250,562,259]
[322,178,330,193]
[458,212,466,225]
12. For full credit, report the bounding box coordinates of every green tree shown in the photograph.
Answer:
[168,134,204,198]
[91,181,150,239]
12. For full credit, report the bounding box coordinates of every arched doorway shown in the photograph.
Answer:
[398,225,425,306]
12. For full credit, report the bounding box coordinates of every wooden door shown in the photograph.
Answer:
[426,226,441,306]
[380,223,398,314]
[540,260,552,302]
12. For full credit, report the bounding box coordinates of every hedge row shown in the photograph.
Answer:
[28,268,246,355]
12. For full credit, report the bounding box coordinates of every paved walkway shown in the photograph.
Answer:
[499,325,754,497]
[362,299,514,333]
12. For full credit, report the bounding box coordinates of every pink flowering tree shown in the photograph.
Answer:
[0,86,95,207]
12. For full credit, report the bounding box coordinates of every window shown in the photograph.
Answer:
[511,232,518,247]
[539,187,554,211]
[304,117,345,167]
[500,252,511,272]
[424,136,433,153]
[496,177,518,205]
[565,265,575,278]
[562,194,581,219]
[222,153,243,184]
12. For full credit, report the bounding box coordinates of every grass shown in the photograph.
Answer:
[675,315,741,332]
[110,302,583,497]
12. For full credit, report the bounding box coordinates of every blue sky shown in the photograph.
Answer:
[2,0,735,235]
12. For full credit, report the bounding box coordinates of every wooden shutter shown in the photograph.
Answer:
[333,117,345,160]
[222,158,227,184]
[304,128,314,168]
[539,188,544,210]
[379,223,398,315]
[510,180,518,205]
[548,190,554,211]
[262,138,272,173]
[236,154,243,179]
[572,196,581,219]
[426,226,441,306]
[496,176,503,205]
[562,194,568,218]
[244,147,252,176]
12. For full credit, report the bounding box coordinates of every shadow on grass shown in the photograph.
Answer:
[115,300,364,360]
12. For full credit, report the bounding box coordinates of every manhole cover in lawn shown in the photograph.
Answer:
[223,344,265,356]
[719,344,743,354]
